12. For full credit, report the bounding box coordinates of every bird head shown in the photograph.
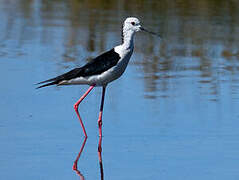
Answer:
[123,17,161,37]
[123,17,142,33]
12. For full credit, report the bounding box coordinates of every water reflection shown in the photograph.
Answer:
[73,137,104,180]
[98,136,104,180]
[73,137,87,179]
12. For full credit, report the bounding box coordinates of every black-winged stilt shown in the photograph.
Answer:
[37,17,160,138]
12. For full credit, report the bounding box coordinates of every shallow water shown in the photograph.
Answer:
[1,0,239,179]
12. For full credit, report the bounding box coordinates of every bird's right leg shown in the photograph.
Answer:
[74,85,95,137]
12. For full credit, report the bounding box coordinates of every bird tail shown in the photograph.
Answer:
[36,77,58,89]
[36,81,57,89]
[36,68,82,89]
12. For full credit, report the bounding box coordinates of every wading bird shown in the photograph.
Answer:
[37,17,160,138]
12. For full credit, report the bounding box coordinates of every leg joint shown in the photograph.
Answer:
[74,104,78,110]
[98,120,102,127]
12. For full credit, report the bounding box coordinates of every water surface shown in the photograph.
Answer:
[1,0,239,179]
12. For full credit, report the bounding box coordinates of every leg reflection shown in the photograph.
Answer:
[72,136,104,180]
[98,136,104,180]
[73,137,87,179]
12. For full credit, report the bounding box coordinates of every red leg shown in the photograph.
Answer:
[98,86,106,138]
[73,137,87,172]
[98,135,104,180]
[74,85,95,137]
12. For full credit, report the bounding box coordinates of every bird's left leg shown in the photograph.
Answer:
[98,86,106,138]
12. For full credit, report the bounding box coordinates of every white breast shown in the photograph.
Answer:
[90,45,133,86]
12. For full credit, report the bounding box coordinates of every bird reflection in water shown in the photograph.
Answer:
[73,137,104,180]
[73,137,87,179]
[98,136,104,180]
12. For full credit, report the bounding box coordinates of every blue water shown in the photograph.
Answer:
[1,0,239,179]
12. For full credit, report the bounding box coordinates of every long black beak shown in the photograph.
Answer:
[140,27,161,38]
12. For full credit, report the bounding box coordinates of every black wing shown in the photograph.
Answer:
[36,48,120,88]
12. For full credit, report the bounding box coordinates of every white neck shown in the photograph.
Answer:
[121,29,135,50]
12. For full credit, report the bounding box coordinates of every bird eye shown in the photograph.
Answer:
[131,22,135,25]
